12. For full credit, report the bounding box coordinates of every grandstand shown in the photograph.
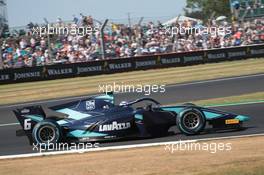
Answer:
[0,0,263,70]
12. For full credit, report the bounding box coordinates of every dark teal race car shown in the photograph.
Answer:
[14,93,250,146]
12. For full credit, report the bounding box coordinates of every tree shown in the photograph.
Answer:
[184,0,231,22]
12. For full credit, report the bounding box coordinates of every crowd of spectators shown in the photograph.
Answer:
[0,14,264,69]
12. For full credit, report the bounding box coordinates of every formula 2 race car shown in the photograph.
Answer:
[14,93,250,146]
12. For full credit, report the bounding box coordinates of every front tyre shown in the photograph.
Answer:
[177,108,206,135]
[32,119,61,146]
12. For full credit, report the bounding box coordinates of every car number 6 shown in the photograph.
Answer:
[24,119,32,130]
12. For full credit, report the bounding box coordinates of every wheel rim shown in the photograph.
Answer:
[38,126,56,143]
[183,112,200,129]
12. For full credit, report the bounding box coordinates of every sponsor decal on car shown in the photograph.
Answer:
[225,119,240,125]
[99,121,131,132]
[86,100,95,110]
[21,108,30,114]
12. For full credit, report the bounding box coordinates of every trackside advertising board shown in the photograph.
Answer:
[0,44,263,84]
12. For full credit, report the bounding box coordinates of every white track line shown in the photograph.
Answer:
[0,123,19,127]
[0,133,263,160]
[0,73,263,109]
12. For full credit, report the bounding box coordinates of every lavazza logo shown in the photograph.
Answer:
[99,121,131,132]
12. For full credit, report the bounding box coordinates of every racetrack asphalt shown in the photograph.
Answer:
[0,73,264,156]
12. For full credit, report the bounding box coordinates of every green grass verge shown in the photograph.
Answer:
[225,167,264,175]
[200,162,264,175]
[192,92,264,107]
[0,58,264,105]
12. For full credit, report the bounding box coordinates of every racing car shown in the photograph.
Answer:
[14,93,250,146]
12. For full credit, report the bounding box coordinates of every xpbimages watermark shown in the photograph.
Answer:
[164,140,232,154]
[32,141,100,153]
[32,24,99,37]
[164,25,232,37]
[98,82,166,96]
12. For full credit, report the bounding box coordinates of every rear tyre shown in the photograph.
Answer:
[32,119,61,147]
[177,108,206,135]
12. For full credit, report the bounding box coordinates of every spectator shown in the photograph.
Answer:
[1,15,263,69]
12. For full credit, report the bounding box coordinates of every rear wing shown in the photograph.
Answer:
[13,106,46,144]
